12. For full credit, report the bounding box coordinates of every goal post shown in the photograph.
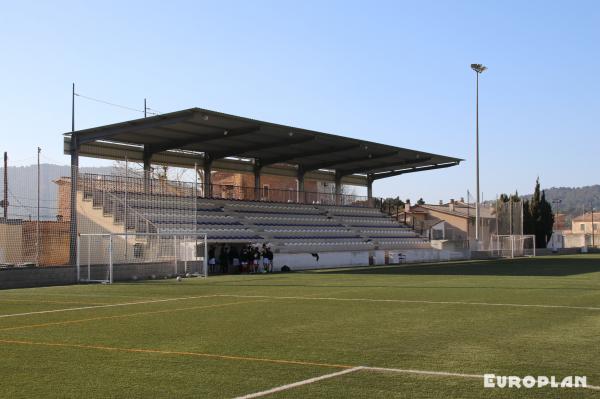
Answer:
[77,232,208,284]
[489,234,536,258]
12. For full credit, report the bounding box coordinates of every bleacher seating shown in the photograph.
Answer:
[81,187,430,253]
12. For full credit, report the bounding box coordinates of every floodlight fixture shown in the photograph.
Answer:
[471,64,487,74]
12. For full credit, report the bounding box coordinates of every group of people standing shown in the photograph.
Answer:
[208,244,274,274]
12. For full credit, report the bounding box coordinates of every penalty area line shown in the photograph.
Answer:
[214,294,600,311]
[233,367,365,399]
[0,295,219,318]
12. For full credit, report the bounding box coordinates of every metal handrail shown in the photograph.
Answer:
[78,172,372,208]
[102,189,159,235]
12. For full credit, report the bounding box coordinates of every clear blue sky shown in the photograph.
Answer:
[1,0,598,202]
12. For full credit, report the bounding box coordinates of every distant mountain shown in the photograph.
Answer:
[488,185,600,223]
[534,185,600,221]
[0,164,115,220]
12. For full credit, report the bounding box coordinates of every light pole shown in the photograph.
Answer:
[592,205,595,248]
[471,63,487,245]
[552,199,562,231]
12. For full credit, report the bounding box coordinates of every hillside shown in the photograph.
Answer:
[492,185,600,223]
[537,185,600,220]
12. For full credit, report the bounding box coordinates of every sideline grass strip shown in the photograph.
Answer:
[0,338,355,369]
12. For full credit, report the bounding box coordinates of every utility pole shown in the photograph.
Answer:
[36,147,41,266]
[592,205,595,248]
[552,199,562,232]
[144,98,147,118]
[2,152,7,218]
[72,83,75,132]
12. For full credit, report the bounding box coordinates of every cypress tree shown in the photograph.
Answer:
[528,178,554,248]
[540,190,555,245]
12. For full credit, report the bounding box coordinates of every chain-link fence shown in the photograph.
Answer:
[0,155,75,267]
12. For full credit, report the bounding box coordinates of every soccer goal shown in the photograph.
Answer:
[489,234,536,258]
[77,232,208,284]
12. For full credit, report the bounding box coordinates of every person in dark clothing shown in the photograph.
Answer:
[261,244,270,273]
[252,246,260,273]
[266,247,274,272]
[240,246,249,273]
[219,246,229,274]
[229,246,240,274]
[208,247,216,274]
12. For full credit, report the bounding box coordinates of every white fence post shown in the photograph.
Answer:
[109,234,114,284]
[511,235,515,258]
[204,234,208,278]
[173,235,178,275]
[87,237,91,281]
[76,234,80,282]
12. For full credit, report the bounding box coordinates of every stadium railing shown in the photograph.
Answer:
[78,173,371,208]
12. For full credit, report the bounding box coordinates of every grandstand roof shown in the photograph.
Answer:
[64,107,461,184]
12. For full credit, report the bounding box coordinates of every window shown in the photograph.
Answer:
[594,223,598,231]
[580,223,586,231]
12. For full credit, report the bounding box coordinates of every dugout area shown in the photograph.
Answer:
[0,255,599,398]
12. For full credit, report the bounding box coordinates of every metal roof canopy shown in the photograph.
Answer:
[64,107,461,186]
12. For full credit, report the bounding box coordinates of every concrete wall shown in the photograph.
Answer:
[0,267,77,289]
[273,248,470,271]
[1,247,471,289]
[0,260,203,289]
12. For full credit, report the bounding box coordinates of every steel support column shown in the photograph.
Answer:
[143,145,152,194]
[69,135,79,265]
[253,161,262,201]
[297,168,305,204]
[367,174,374,208]
[203,154,213,198]
[334,173,342,206]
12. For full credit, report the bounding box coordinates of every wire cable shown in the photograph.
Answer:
[74,93,160,116]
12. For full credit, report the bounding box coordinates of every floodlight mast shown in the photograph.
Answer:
[471,63,486,246]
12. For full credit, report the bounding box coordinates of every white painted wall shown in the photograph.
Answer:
[273,248,470,271]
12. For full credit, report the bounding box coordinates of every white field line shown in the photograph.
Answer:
[1,336,597,393]
[233,367,365,399]
[364,366,481,379]
[215,294,600,311]
[233,365,600,398]
[0,295,218,318]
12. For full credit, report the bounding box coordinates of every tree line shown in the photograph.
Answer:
[497,178,554,248]
[377,178,555,248]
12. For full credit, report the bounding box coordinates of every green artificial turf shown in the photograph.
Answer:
[0,255,599,398]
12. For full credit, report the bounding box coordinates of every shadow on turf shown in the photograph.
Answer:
[315,257,600,277]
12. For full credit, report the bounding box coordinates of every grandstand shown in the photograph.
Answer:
[64,107,462,274]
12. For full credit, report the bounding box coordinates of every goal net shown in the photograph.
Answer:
[77,232,208,284]
[489,234,536,258]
